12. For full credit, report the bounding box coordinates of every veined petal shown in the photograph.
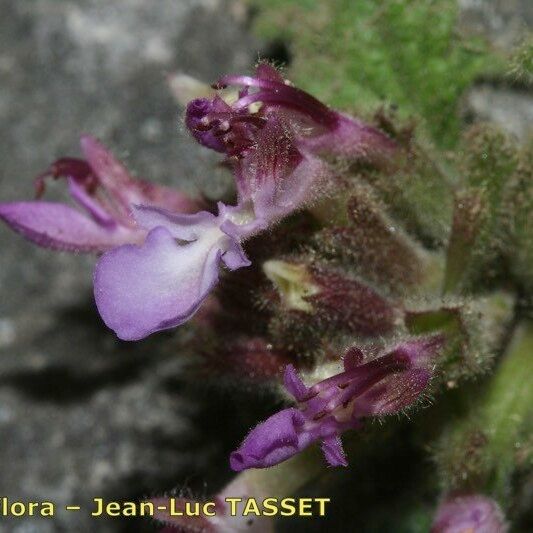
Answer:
[356,368,431,416]
[0,201,138,253]
[94,224,242,340]
[236,116,330,223]
[300,113,398,162]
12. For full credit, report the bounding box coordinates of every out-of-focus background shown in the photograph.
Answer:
[0,1,531,532]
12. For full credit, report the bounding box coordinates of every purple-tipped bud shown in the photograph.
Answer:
[431,494,507,533]
[263,260,400,335]
[231,336,444,471]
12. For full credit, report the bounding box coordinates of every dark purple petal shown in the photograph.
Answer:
[230,408,306,471]
[389,335,445,369]
[321,434,348,467]
[431,494,507,533]
[0,201,139,253]
[219,73,338,128]
[185,97,231,153]
[94,226,224,340]
[284,364,309,402]
[255,63,286,83]
[35,157,96,198]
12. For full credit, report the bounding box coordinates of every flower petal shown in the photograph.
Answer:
[356,368,431,416]
[236,117,330,223]
[0,201,137,252]
[230,408,306,471]
[67,178,117,229]
[81,135,199,214]
[94,226,225,340]
[221,238,251,270]
[284,364,309,402]
[301,113,398,162]
[321,434,348,467]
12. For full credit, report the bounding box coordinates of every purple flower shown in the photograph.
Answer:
[0,136,200,253]
[187,63,397,163]
[230,336,443,471]
[431,494,507,533]
[190,100,333,226]
[93,202,264,340]
[94,69,359,340]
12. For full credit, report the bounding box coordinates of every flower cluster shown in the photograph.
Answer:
[1,61,521,531]
[0,64,396,341]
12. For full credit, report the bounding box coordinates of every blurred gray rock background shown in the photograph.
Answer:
[0,1,259,531]
[458,0,533,140]
[0,1,530,532]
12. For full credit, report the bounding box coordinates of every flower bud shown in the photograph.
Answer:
[431,494,507,533]
[264,259,400,336]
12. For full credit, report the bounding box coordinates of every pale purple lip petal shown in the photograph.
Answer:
[0,201,135,252]
[94,226,228,341]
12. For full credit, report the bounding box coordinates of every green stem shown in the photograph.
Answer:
[437,321,533,501]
